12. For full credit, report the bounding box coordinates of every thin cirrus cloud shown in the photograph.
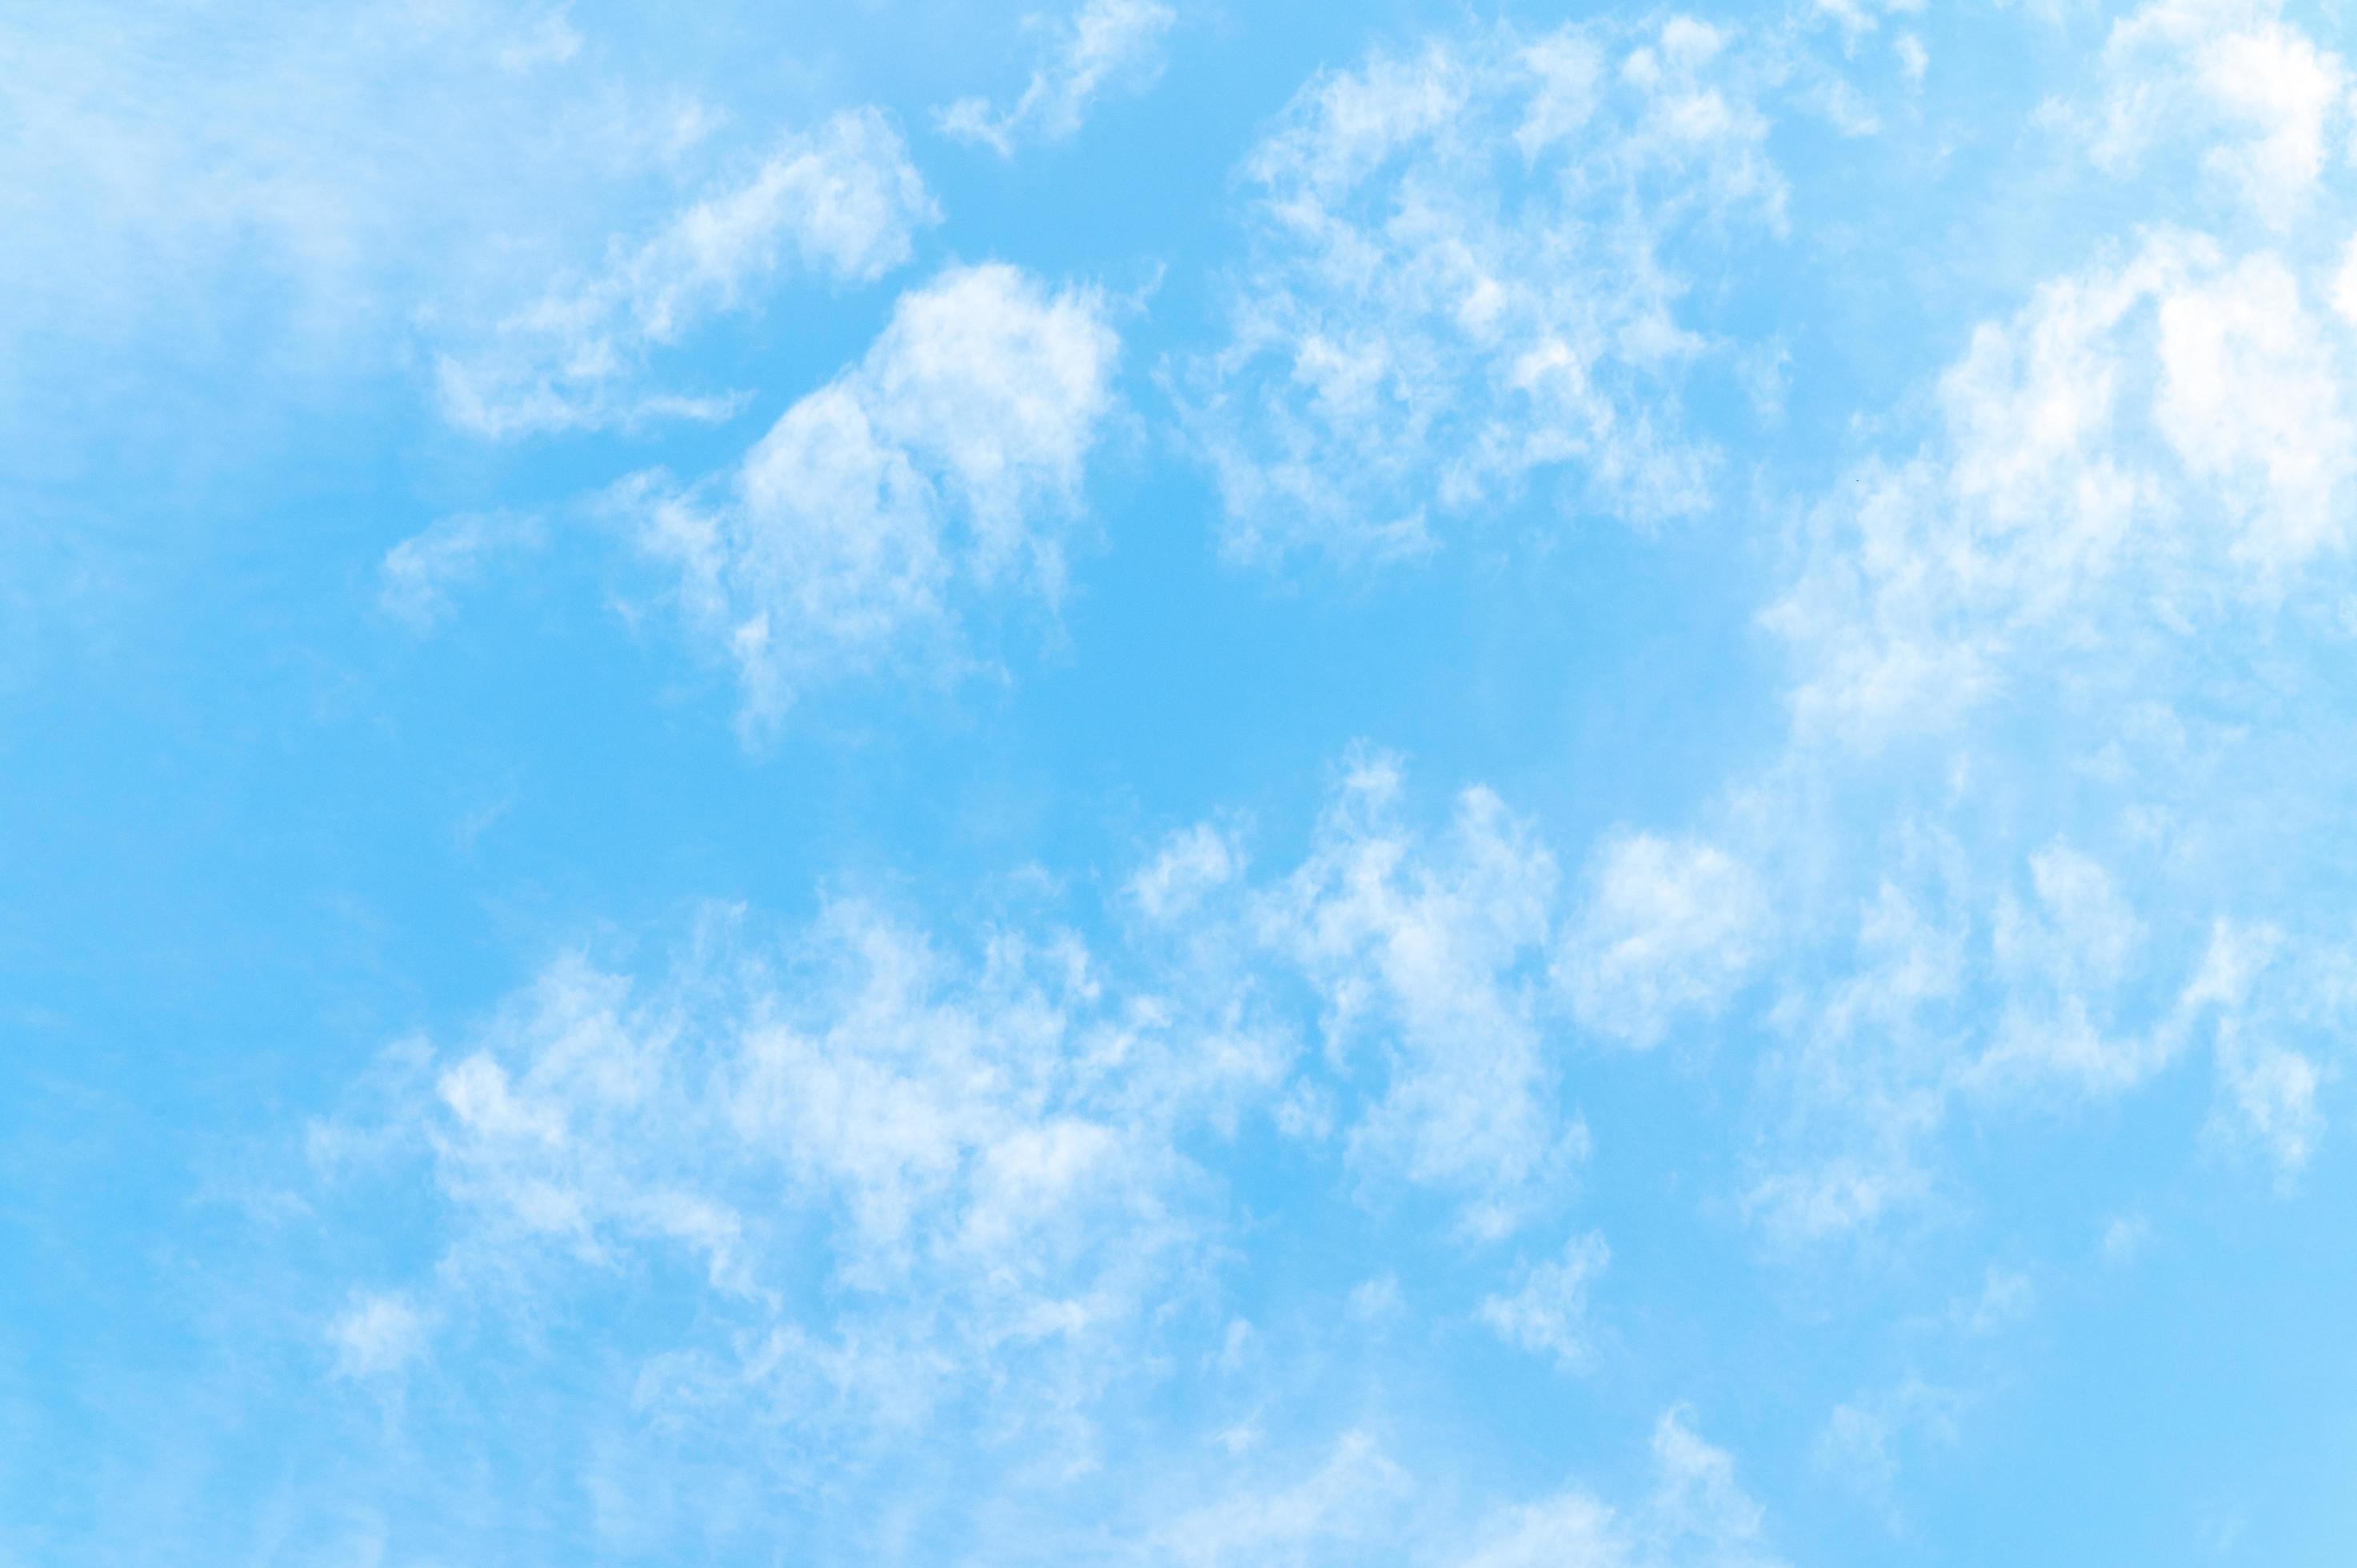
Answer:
[622,260,1122,731]
[1150,1406,1783,1567]
[0,0,631,357]
[1476,1229,1612,1371]
[938,0,1178,157]
[436,107,942,438]
[376,510,546,632]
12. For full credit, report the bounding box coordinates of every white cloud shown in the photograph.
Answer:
[1454,1493,1624,1568]
[2333,233,2357,326]
[1806,1262,2033,1512]
[1951,1266,2035,1336]
[1187,16,1787,566]
[377,510,546,631]
[1744,1151,1932,1244]
[1811,0,1927,43]
[438,108,939,438]
[2151,250,2353,563]
[318,747,1623,1491]
[2211,1026,2323,1177]
[1769,232,2357,744]
[1737,812,2353,1240]
[1461,1408,1783,1568]
[2100,1212,2152,1262]
[1152,1431,1411,1566]
[1559,833,1764,1047]
[2087,0,2353,223]
[1478,1230,1611,1370]
[358,894,1295,1464]
[1895,34,1929,84]
[1130,821,1245,922]
[1671,205,2357,1238]
[2189,922,2331,1179]
[0,0,737,382]
[1812,1378,1962,1510]
[1147,1405,1780,1568]
[938,0,1178,156]
[1975,842,2157,1093]
[628,262,1120,730]
[1253,753,1583,1238]
[328,1290,429,1378]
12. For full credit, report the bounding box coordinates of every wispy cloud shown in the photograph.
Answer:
[1184,15,1788,566]
[1478,1230,1611,1370]
[1146,1404,1784,1567]
[377,510,546,631]
[938,0,1178,157]
[437,108,940,438]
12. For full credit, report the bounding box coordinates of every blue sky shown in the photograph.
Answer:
[8,0,2357,1562]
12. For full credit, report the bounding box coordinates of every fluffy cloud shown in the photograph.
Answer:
[1251,754,1583,1238]
[1127,820,1245,922]
[1559,833,1765,1047]
[438,108,939,438]
[629,262,1120,730]
[1737,824,2344,1238]
[939,0,1178,156]
[1609,54,2357,1231]
[349,898,1291,1462]
[2086,0,2354,223]
[1187,15,1788,565]
[1770,231,2357,743]
[312,752,1633,1502]
[1812,1378,1963,1512]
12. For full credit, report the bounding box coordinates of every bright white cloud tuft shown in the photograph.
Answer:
[2087,0,2354,224]
[1678,203,2357,1236]
[1129,821,1245,922]
[630,262,1119,730]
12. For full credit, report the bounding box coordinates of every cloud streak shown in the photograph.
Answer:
[438,108,940,438]
[938,0,1178,156]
